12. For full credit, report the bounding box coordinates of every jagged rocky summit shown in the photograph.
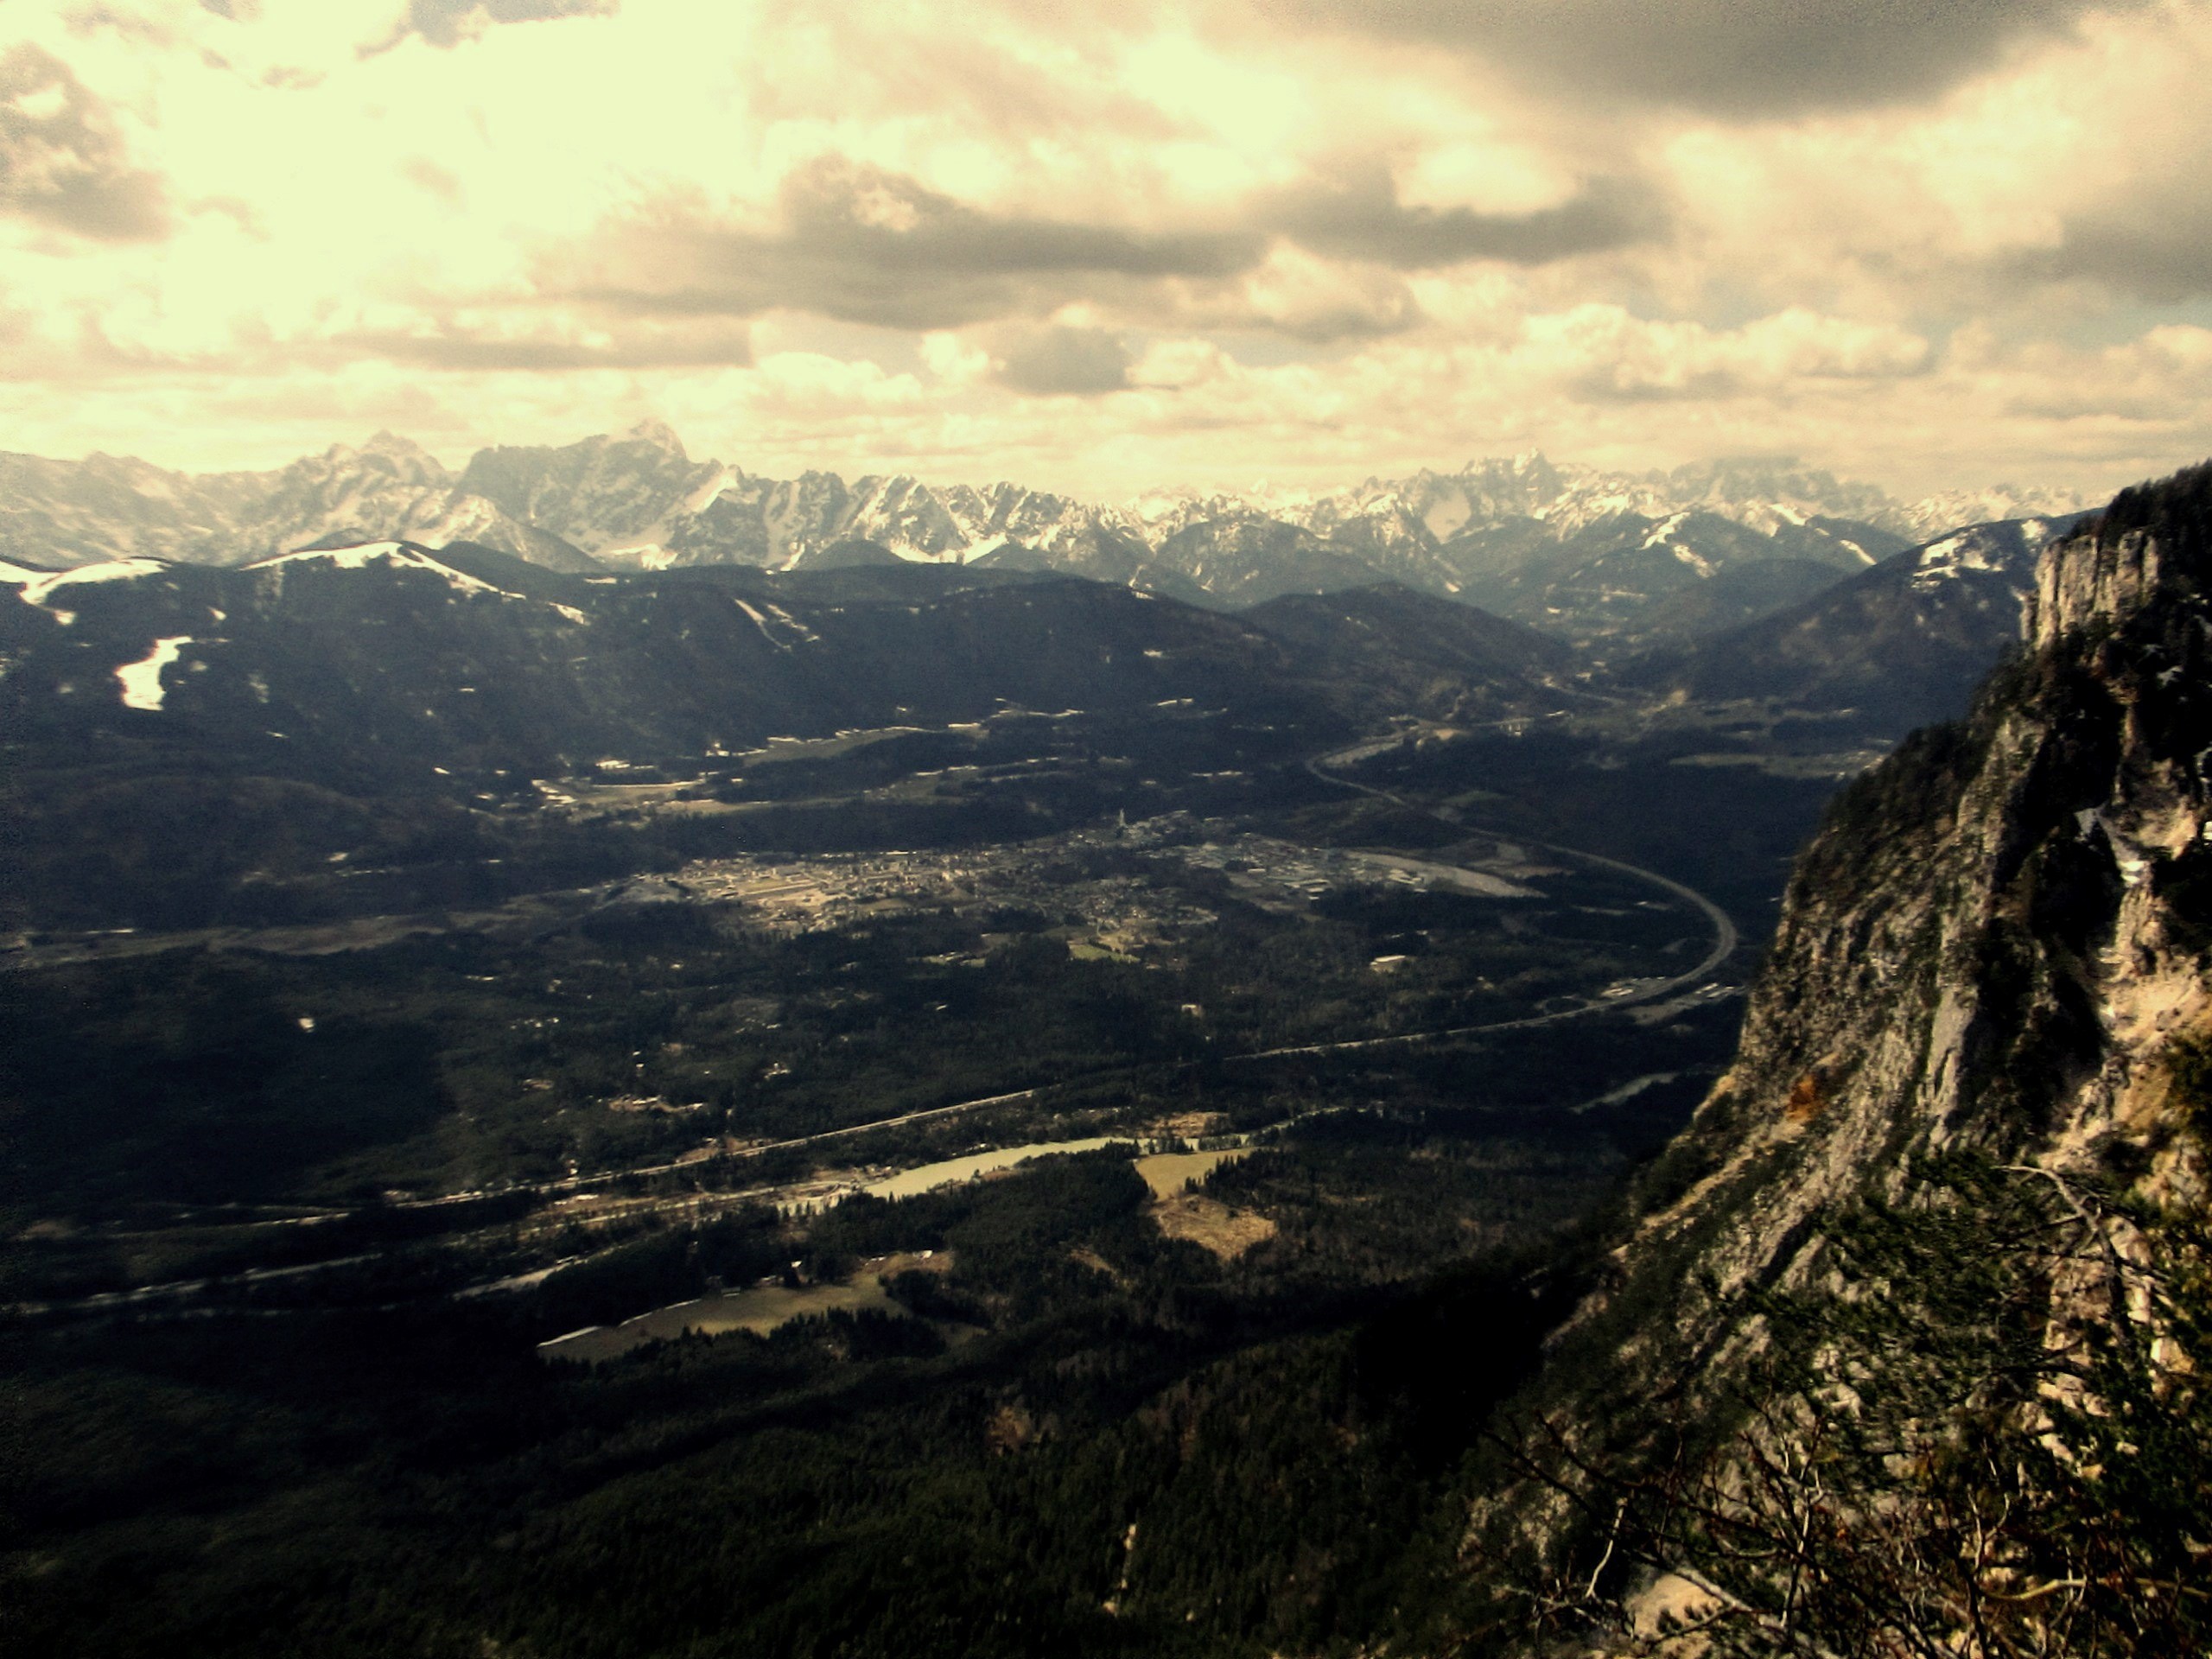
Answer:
[1482,463,2212,1653]
[0,423,2082,640]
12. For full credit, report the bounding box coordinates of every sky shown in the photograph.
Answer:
[5,0,2212,500]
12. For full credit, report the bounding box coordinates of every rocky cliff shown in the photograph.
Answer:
[1478,462,2212,1655]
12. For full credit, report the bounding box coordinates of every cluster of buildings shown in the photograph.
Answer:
[652,814,1548,958]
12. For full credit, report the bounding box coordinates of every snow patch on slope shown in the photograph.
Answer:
[763,601,818,643]
[734,598,791,651]
[960,534,1011,564]
[115,636,193,710]
[1909,526,2025,593]
[683,467,741,515]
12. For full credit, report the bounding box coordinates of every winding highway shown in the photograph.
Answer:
[1296,744,1739,1016]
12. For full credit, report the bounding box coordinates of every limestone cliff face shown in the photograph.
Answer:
[1493,463,2212,1588]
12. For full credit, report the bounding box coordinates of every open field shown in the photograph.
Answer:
[1134,1148,1249,1201]
[537,1249,950,1362]
[1150,1191,1277,1257]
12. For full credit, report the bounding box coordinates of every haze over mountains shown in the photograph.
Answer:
[0,423,2082,642]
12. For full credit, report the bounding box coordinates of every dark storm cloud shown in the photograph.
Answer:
[992,325,1132,395]
[1288,0,2147,117]
[0,44,171,241]
[1271,171,1662,269]
[556,159,1267,332]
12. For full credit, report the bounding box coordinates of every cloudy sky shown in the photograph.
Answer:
[6,0,2212,499]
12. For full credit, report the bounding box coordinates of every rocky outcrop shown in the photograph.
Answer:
[1482,461,2212,1649]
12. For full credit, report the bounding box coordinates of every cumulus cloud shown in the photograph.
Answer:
[0,43,170,241]
[1128,336,1236,391]
[745,350,928,416]
[1230,244,1422,340]
[1282,0,2148,117]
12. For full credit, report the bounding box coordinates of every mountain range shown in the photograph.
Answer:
[0,425,2083,643]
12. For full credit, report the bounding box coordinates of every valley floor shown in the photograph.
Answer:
[0,713,1843,1659]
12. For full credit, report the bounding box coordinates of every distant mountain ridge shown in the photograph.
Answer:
[0,425,2084,639]
[0,542,1573,795]
[1622,511,2093,734]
